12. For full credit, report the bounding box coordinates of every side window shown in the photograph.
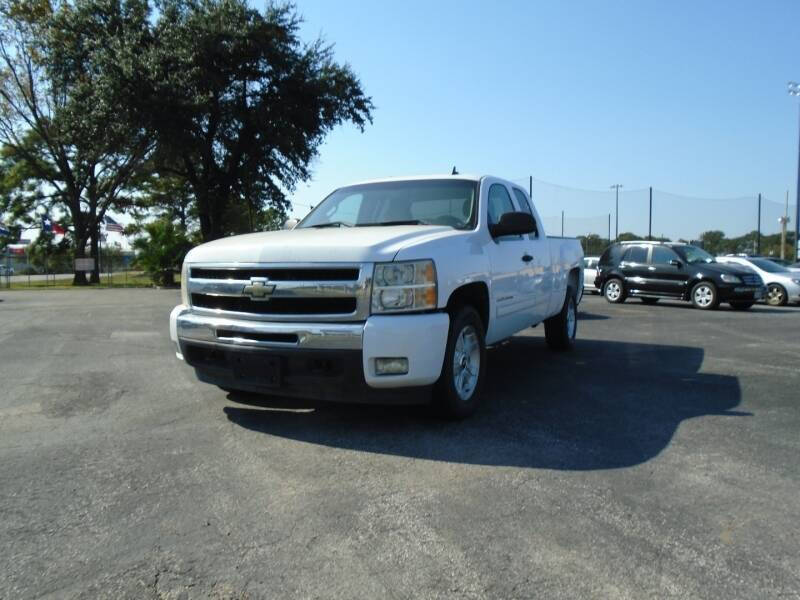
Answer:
[600,245,623,265]
[622,245,648,263]
[651,246,677,265]
[487,184,515,226]
[512,188,539,238]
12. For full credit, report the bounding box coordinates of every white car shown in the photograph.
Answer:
[583,256,599,293]
[716,256,800,306]
[170,174,584,418]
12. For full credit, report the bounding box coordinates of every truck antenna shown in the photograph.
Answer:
[451,166,459,175]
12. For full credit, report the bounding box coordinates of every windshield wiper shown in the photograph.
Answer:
[357,220,427,227]
[309,221,353,228]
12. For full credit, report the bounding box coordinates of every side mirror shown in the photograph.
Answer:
[283,218,299,230]
[489,212,536,238]
[669,259,682,267]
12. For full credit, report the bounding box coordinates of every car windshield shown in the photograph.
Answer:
[297,179,478,229]
[673,245,714,264]
[748,258,789,273]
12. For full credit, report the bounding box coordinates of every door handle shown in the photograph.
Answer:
[522,254,533,263]
[648,266,656,271]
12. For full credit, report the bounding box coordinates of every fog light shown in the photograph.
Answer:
[375,357,409,375]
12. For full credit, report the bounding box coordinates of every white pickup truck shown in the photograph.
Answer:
[170,175,583,418]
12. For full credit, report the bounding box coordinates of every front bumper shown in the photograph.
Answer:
[716,284,767,302]
[170,305,450,401]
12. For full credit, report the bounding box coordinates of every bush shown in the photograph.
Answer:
[132,219,192,286]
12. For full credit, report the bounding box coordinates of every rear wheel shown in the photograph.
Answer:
[603,278,626,304]
[729,301,754,310]
[766,284,788,306]
[433,306,487,419]
[545,288,577,351]
[690,281,719,310]
[640,297,659,305]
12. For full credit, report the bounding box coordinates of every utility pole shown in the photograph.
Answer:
[789,82,800,261]
[779,190,790,259]
[648,187,653,240]
[757,193,762,255]
[529,175,533,200]
[607,213,611,244]
[561,211,564,236]
[610,184,622,241]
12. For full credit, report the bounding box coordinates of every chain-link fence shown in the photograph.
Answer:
[1,249,145,289]
[510,177,798,259]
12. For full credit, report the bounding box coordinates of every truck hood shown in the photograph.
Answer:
[185,225,463,264]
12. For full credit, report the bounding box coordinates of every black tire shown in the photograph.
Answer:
[433,306,487,419]
[603,278,626,304]
[729,301,754,310]
[545,288,577,351]
[766,283,788,307]
[640,297,659,305]
[690,281,719,310]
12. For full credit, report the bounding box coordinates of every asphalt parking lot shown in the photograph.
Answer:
[1,289,799,599]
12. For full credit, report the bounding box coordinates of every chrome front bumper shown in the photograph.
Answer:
[171,306,364,353]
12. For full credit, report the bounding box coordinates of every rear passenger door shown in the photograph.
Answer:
[618,245,651,294]
[647,245,686,297]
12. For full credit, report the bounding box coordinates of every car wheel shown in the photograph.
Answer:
[729,301,754,310]
[690,281,719,310]
[545,288,578,351]
[640,297,659,305]
[433,306,487,419]
[603,278,626,304]
[766,283,788,307]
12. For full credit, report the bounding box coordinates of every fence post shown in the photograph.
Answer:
[757,193,761,255]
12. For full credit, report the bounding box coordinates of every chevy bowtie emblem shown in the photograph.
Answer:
[242,277,276,300]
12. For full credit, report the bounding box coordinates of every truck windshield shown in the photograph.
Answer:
[298,179,478,229]
[674,245,715,264]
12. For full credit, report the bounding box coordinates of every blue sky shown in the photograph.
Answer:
[289,0,800,240]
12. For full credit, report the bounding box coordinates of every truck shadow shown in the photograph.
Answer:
[223,338,748,470]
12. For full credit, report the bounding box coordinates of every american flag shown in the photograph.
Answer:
[104,215,124,233]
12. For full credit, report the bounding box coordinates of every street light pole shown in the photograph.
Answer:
[610,184,623,241]
[789,82,800,261]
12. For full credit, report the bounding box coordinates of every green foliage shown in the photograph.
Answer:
[144,0,373,241]
[132,218,192,286]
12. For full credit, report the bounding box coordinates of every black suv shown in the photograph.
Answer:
[595,241,765,310]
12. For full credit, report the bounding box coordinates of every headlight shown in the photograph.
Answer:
[720,274,742,284]
[792,279,800,285]
[180,261,190,306]
[371,260,437,313]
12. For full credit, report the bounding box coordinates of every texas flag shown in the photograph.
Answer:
[52,222,66,235]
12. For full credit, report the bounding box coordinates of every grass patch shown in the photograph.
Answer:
[5,272,181,290]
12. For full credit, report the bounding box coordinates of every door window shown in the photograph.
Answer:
[622,245,648,263]
[512,188,539,238]
[487,184,515,225]
[651,246,677,265]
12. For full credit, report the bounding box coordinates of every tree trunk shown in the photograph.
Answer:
[90,228,101,284]
[72,239,89,286]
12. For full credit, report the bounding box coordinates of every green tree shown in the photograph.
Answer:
[145,0,373,241]
[132,218,192,286]
[0,0,154,284]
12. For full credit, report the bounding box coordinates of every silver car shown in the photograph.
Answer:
[583,256,599,294]
[716,256,800,306]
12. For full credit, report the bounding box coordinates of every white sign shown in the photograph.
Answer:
[74,258,95,271]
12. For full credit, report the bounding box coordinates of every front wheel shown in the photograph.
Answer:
[545,289,577,351]
[690,281,719,310]
[729,301,754,310]
[766,284,788,306]
[433,306,487,419]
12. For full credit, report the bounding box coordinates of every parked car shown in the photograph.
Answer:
[0,265,14,276]
[715,256,800,306]
[583,256,599,294]
[595,241,765,310]
[170,174,584,418]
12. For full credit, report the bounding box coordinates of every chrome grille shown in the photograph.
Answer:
[187,263,372,322]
